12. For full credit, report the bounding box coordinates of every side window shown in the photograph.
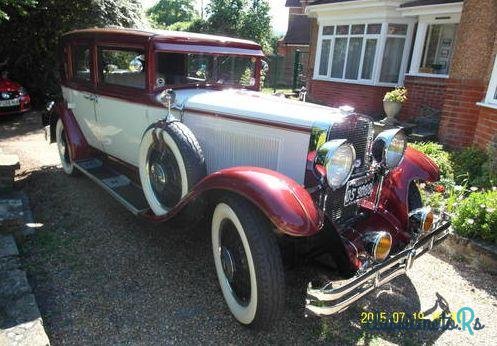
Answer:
[99,48,146,89]
[72,45,91,82]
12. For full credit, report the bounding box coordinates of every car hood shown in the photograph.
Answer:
[0,78,22,92]
[175,88,348,131]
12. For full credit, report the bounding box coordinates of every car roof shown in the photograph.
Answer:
[63,27,262,51]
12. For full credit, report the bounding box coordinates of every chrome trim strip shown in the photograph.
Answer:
[305,216,451,316]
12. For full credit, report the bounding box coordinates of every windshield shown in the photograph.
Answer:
[155,52,257,89]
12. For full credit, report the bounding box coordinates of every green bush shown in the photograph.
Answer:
[408,142,454,181]
[451,147,494,187]
[451,190,497,244]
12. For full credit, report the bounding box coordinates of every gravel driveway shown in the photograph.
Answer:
[1,111,496,345]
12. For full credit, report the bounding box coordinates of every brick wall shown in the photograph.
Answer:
[308,79,391,117]
[401,76,447,120]
[473,106,497,147]
[438,79,486,148]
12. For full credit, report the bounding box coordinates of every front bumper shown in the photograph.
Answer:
[305,215,451,316]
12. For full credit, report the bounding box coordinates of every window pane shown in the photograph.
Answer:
[361,39,377,80]
[380,37,405,83]
[367,24,382,35]
[351,24,365,35]
[331,38,347,78]
[388,24,408,35]
[72,46,91,82]
[420,23,458,75]
[322,26,334,35]
[100,49,146,88]
[319,39,331,75]
[345,37,363,79]
[336,25,349,35]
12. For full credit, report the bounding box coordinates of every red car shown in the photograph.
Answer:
[0,71,31,116]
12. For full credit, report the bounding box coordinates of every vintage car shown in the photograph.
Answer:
[0,71,31,116]
[44,28,450,328]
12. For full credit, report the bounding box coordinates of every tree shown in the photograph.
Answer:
[0,0,36,21]
[0,0,144,104]
[147,0,196,28]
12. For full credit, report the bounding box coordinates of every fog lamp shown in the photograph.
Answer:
[409,207,434,234]
[362,231,392,261]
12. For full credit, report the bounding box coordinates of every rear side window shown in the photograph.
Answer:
[72,45,91,82]
[99,48,146,89]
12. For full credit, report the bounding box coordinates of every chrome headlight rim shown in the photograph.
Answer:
[315,139,356,190]
[372,128,407,169]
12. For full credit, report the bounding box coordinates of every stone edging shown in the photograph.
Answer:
[434,230,497,274]
[0,192,50,346]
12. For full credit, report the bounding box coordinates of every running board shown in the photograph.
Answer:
[74,158,150,215]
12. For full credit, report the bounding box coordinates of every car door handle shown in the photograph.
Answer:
[83,93,97,102]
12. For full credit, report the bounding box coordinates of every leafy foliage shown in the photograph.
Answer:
[0,0,36,21]
[146,0,195,28]
[0,0,144,105]
[383,87,407,103]
[452,146,496,187]
[451,190,497,244]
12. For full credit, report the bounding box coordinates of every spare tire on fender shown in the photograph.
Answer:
[139,121,207,216]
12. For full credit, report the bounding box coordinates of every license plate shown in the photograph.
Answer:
[344,175,375,206]
[0,98,20,107]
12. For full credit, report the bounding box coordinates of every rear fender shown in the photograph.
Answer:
[54,101,92,160]
[145,166,324,237]
[372,146,440,230]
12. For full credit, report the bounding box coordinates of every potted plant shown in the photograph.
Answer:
[383,87,407,124]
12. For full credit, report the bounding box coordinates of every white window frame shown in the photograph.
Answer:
[483,55,497,107]
[407,14,461,78]
[313,20,414,87]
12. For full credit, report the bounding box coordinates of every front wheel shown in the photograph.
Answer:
[211,195,284,328]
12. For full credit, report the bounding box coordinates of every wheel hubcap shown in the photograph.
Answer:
[150,162,166,188]
[220,246,235,283]
[219,219,251,306]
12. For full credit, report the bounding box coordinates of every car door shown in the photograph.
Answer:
[63,43,103,151]
[94,45,151,166]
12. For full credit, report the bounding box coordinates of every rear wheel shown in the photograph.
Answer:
[55,119,77,176]
[211,195,284,328]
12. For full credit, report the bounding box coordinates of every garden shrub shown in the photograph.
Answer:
[451,146,494,187]
[451,190,497,244]
[408,142,454,181]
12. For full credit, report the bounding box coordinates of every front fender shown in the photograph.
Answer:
[374,146,440,230]
[146,166,323,237]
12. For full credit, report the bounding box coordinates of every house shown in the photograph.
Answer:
[294,0,497,149]
[276,0,311,87]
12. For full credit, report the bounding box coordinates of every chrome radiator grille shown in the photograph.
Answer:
[325,115,373,223]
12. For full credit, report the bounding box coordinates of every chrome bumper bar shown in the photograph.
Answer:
[305,218,451,316]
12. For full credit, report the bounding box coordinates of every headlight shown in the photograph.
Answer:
[372,128,406,169]
[315,139,356,189]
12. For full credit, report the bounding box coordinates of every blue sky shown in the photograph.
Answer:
[140,0,289,34]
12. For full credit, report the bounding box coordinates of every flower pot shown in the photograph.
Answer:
[383,100,402,121]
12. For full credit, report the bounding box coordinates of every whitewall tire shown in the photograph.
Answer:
[138,122,206,216]
[211,195,284,327]
[55,119,76,176]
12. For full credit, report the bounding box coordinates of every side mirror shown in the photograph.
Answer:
[46,101,55,112]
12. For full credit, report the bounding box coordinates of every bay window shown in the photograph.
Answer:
[315,22,411,86]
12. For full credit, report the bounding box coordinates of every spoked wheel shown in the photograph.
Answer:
[55,118,77,176]
[139,122,206,216]
[212,195,284,327]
